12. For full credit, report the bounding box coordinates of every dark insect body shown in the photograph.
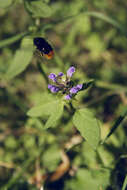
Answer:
[33,37,54,59]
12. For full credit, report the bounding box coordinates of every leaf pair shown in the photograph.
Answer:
[27,99,64,129]
[28,99,101,149]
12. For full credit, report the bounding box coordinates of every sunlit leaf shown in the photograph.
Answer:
[65,168,110,190]
[24,0,52,18]
[73,108,101,149]
[5,38,33,79]
[44,101,64,129]
[27,99,64,129]
[27,99,60,117]
[42,145,61,172]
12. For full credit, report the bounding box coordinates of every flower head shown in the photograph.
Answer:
[48,67,83,100]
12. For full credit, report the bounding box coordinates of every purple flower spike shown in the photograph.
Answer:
[48,67,83,99]
[65,94,72,100]
[50,86,59,93]
[58,72,64,77]
[48,73,57,82]
[67,66,75,78]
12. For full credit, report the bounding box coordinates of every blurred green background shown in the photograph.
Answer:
[0,0,127,189]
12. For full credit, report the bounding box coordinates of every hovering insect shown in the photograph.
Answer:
[33,37,54,59]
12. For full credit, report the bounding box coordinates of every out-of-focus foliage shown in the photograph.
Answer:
[0,0,127,189]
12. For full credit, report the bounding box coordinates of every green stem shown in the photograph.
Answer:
[37,61,48,83]
[0,10,125,49]
[85,91,117,107]
[0,31,30,49]
[38,11,125,34]
[2,152,40,189]
[101,107,127,144]
[83,11,125,34]
[95,80,127,92]
[122,175,127,190]
[69,102,76,114]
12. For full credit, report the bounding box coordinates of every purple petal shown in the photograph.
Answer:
[64,94,72,100]
[70,86,79,94]
[58,72,64,77]
[48,84,59,93]
[50,86,59,93]
[76,84,83,90]
[70,84,83,94]
[48,73,57,82]
[67,66,75,78]
[48,84,53,89]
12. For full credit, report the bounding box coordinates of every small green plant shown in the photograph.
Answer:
[0,0,127,190]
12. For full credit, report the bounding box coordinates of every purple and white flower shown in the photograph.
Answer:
[64,94,72,100]
[67,66,75,78]
[48,84,59,93]
[48,67,83,100]
[48,73,57,82]
[70,84,83,94]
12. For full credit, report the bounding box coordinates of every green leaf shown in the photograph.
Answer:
[73,108,100,149]
[0,0,14,8]
[82,80,94,90]
[27,100,64,129]
[0,31,29,49]
[83,11,125,34]
[29,92,55,107]
[42,145,61,172]
[65,168,110,190]
[27,99,59,117]
[5,38,33,79]
[45,100,64,129]
[24,0,52,18]
[85,33,106,58]
[122,175,127,190]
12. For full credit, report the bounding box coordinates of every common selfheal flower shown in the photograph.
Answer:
[48,73,57,82]
[48,67,83,100]
[67,66,75,78]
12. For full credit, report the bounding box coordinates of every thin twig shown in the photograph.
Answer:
[37,62,48,83]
